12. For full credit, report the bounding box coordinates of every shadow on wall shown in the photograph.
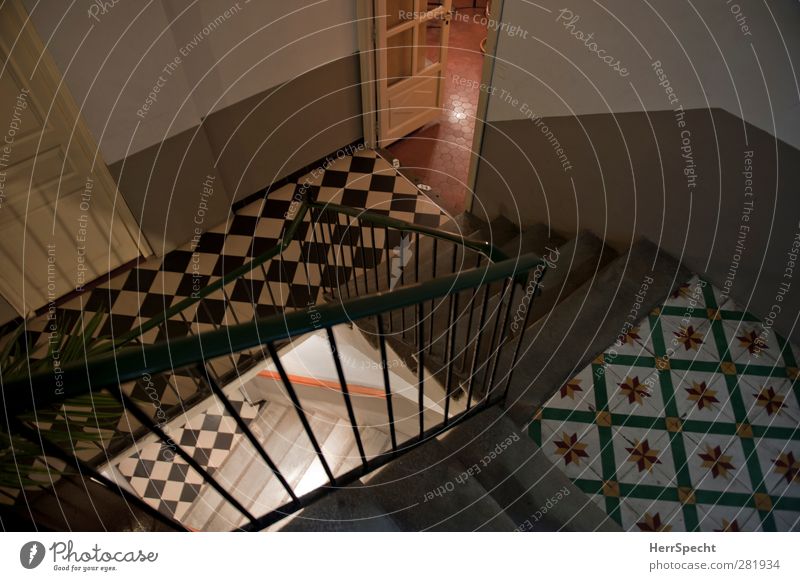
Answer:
[472,108,800,342]
[108,56,363,256]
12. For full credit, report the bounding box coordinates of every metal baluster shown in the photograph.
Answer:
[385,230,393,332]
[324,209,342,299]
[376,315,398,452]
[369,221,380,294]
[325,328,368,467]
[417,300,425,439]
[345,215,360,296]
[222,287,241,325]
[428,237,438,355]
[414,232,420,347]
[200,366,298,504]
[112,391,256,524]
[502,270,540,400]
[259,263,279,312]
[443,290,460,425]
[298,235,314,302]
[482,278,510,403]
[238,274,258,319]
[399,235,407,339]
[321,210,336,294]
[236,273,272,365]
[466,282,491,410]
[9,418,186,530]
[357,217,370,294]
[199,298,238,379]
[486,277,517,402]
[266,342,336,483]
[460,253,483,372]
[310,208,331,294]
[189,301,219,382]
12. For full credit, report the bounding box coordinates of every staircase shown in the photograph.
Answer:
[260,213,684,531]
[3,184,692,532]
[279,406,617,532]
[184,399,392,531]
[176,207,683,532]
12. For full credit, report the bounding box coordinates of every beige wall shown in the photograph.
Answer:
[24,1,363,255]
[108,56,363,253]
[472,1,800,341]
[24,0,359,163]
[484,0,800,146]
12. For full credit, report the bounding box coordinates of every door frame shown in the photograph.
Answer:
[357,0,505,213]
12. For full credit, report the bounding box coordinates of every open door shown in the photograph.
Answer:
[376,0,453,147]
[0,0,145,316]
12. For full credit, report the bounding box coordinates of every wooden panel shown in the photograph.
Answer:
[376,0,452,147]
[387,75,439,129]
[0,0,143,314]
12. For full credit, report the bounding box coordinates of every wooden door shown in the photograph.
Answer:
[376,0,453,147]
[0,0,144,316]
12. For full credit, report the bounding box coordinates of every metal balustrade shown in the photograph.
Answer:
[0,196,546,531]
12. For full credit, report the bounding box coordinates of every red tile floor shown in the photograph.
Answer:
[387,3,488,216]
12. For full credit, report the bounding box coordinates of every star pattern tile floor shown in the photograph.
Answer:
[530,276,800,532]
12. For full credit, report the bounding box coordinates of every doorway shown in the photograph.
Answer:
[0,0,146,318]
[360,1,497,217]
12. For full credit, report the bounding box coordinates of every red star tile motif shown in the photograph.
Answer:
[753,386,786,416]
[737,329,767,356]
[674,325,704,351]
[772,451,800,485]
[685,381,720,410]
[715,519,741,532]
[560,378,583,400]
[618,376,651,405]
[620,326,641,345]
[553,432,590,466]
[671,282,691,299]
[699,444,736,479]
[636,512,673,532]
[626,439,663,472]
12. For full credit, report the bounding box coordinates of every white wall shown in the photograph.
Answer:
[485,0,800,147]
[24,0,358,163]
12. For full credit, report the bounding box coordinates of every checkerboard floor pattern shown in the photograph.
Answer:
[115,389,259,523]
[531,276,800,531]
[2,149,448,518]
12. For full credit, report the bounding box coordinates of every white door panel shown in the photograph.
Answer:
[376,0,452,147]
[0,0,143,315]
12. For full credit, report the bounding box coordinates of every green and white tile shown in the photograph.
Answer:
[670,368,738,424]
[530,275,800,532]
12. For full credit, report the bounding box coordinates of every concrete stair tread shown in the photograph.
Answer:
[517,229,617,329]
[313,438,517,531]
[501,237,690,425]
[441,406,620,531]
[277,481,401,531]
[500,222,566,259]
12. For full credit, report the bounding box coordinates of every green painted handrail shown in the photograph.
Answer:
[111,199,508,348]
[309,200,509,263]
[3,253,544,416]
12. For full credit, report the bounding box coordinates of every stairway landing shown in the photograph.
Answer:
[530,275,800,531]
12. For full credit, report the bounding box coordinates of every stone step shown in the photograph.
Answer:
[440,406,620,531]
[283,437,517,531]
[500,237,690,425]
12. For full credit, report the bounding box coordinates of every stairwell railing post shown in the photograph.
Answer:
[325,328,368,468]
